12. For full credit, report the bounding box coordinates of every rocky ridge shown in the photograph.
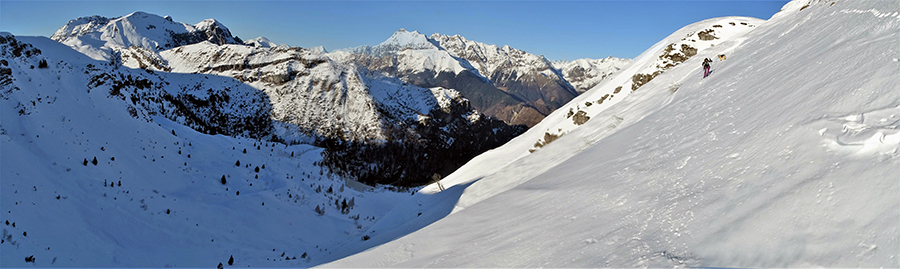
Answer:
[337,30,630,127]
[46,12,525,186]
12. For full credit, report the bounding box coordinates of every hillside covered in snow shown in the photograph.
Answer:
[0,12,523,267]
[44,11,527,187]
[1,0,896,267]
[0,32,422,267]
[323,0,899,267]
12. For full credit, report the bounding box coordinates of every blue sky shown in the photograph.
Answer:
[0,1,788,60]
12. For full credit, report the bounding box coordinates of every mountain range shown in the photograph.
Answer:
[2,0,896,267]
[336,29,630,127]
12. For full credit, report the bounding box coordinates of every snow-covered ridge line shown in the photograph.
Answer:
[337,29,630,127]
[46,10,530,187]
[51,11,243,60]
[528,16,762,153]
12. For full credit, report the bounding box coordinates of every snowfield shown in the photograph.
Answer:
[0,33,415,267]
[1,0,897,267]
[323,0,899,267]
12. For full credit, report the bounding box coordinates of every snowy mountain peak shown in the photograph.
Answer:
[243,36,278,47]
[371,29,440,56]
[339,30,629,126]
[310,45,328,54]
[51,11,242,60]
[193,18,221,29]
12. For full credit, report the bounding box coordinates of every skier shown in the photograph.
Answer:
[702,58,712,78]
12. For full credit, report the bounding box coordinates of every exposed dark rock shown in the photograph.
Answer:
[698,29,719,41]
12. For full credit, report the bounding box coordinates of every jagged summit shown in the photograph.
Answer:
[51,11,242,60]
[552,57,633,93]
[342,29,441,57]
[336,29,630,127]
[382,29,438,50]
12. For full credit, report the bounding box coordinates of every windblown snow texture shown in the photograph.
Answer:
[323,0,899,267]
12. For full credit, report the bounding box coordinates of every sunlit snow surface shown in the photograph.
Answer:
[0,34,413,267]
[324,0,900,267]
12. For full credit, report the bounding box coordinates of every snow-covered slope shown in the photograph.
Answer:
[51,13,525,186]
[528,16,762,153]
[323,0,900,267]
[0,32,422,267]
[51,12,242,61]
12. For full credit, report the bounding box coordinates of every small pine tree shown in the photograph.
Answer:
[220,175,227,185]
[83,158,88,166]
[38,59,48,68]
[235,160,240,166]
[92,157,98,166]
[341,199,349,214]
[228,255,234,265]
[217,262,223,269]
